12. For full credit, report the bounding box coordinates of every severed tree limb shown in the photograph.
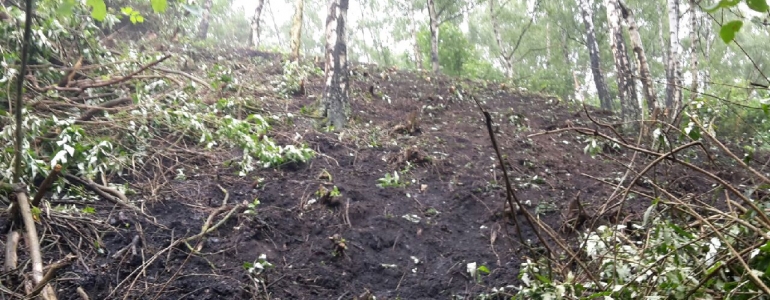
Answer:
[31,164,62,207]
[63,174,158,224]
[4,230,20,271]
[152,67,213,91]
[16,189,57,300]
[36,97,133,143]
[30,55,172,93]
[26,254,77,299]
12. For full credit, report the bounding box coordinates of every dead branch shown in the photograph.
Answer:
[4,230,20,271]
[152,67,213,91]
[30,54,172,93]
[27,254,77,298]
[31,164,62,207]
[15,189,57,299]
[63,174,158,224]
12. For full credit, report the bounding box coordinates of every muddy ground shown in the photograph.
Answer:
[1,49,747,300]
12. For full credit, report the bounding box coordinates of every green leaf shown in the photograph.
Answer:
[746,0,769,12]
[135,15,144,23]
[151,0,168,13]
[704,0,741,12]
[719,20,743,43]
[56,0,76,16]
[760,240,770,252]
[86,0,107,21]
[121,6,134,14]
[688,125,701,140]
[763,103,770,116]
[477,265,490,275]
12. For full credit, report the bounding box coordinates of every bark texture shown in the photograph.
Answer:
[322,0,350,129]
[619,0,657,116]
[665,0,682,119]
[689,0,698,103]
[606,0,639,122]
[578,0,612,110]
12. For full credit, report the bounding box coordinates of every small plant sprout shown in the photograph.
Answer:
[377,171,406,188]
[329,234,347,257]
[244,198,260,215]
[244,253,274,284]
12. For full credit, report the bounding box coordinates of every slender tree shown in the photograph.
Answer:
[619,0,657,117]
[665,0,682,119]
[197,0,214,39]
[689,0,698,103]
[427,0,440,73]
[290,0,305,61]
[489,0,539,79]
[578,0,612,110]
[321,0,350,129]
[606,0,639,121]
[250,0,266,48]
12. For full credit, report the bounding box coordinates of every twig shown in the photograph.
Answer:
[690,116,770,186]
[76,287,90,300]
[26,254,77,298]
[63,174,158,224]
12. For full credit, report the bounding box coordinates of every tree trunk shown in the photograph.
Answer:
[665,0,682,120]
[606,0,639,122]
[197,0,213,40]
[689,0,698,103]
[427,0,440,74]
[322,0,350,129]
[250,0,266,48]
[489,0,513,78]
[578,0,612,110]
[290,0,305,62]
[409,5,423,70]
[619,0,657,116]
[546,22,551,65]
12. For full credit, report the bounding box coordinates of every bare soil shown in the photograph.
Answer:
[2,49,747,300]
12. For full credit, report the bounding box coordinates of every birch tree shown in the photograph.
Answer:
[688,0,698,103]
[578,0,613,110]
[290,0,305,62]
[489,0,539,79]
[606,0,639,121]
[409,1,423,69]
[665,0,682,120]
[321,0,350,129]
[250,0,266,48]
[618,0,657,116]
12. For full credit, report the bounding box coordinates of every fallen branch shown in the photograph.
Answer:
[63,174,158,224]
[152,67,213,91]
[31,164,62,207]
[26,254,77,299]
[15,188,57,299]
[31,54,172,93]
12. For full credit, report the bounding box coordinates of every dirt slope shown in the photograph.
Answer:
[23,49,738,300]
